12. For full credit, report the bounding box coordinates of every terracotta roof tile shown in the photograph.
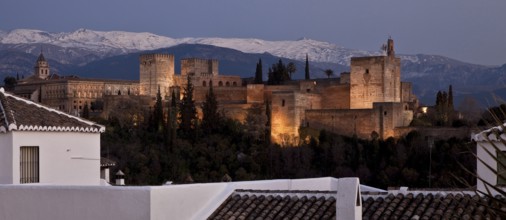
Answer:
[0,88,104,133]
[210,190,506,220]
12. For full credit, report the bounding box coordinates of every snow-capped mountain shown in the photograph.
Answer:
[0,28,380,65]
[1,28,506,106]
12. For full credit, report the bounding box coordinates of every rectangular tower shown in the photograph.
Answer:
[139,54,175,98]
[349,39,400,109]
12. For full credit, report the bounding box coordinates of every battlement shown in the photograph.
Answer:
[139,53,174,61]
[181,58,219,76]
[181,58,218,64]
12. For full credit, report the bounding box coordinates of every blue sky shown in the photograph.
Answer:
[1,0,505,66]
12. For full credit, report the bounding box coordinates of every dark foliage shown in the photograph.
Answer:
[267,59,290,85]
[254,59,263,84]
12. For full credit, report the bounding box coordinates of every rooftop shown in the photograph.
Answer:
[0,88,104,133]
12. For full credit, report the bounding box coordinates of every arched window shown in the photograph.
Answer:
[203,81,207,87]
[226,82,230,87]
[233,82,237,86]
[219,81,223,87]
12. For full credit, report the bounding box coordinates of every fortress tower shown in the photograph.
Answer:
[139,54,175,98]
[349,38,401,109]
[34,52,50,79]
[181,58,218,77]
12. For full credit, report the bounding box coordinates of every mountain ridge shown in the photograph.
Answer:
[1,28,505,107]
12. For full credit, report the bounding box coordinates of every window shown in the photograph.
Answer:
[365,69,369,74]
[20,146,39,183]
[282,99,285,107]
[226,82,230,87]
[203,81,207,87]
[498,151,506,185]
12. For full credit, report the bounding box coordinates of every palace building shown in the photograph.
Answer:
[12,38,417,144]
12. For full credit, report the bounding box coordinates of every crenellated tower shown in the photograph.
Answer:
[139,54,175,98]
[181,58,219,77]
[349,37,401,109]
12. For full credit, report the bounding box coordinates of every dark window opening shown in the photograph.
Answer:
[365,69,369,74]
[282,99,285,107]
[20,146,39,184]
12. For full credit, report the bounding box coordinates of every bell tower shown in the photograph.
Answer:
[34,51,50,79]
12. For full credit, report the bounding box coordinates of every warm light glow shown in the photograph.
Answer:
[421,107,428,114]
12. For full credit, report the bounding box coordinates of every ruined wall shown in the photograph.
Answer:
[139,54,174,98]
[181,58,218,77]
[349,56,400,109]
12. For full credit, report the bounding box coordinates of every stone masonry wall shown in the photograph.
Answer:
[139,54,174,97]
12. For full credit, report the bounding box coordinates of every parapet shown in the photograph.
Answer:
[139,53,174,61]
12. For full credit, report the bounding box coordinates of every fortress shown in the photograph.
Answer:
[12,38,417,144]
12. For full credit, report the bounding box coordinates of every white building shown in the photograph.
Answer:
[473,124,506,194]
[0,88,105,185]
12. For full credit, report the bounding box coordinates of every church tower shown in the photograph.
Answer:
[34,52,50,79]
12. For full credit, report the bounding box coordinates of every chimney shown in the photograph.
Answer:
[336,177,362,220]
[115,170,125,186]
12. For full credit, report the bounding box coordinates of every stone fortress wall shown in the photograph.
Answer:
[13,38,417,145]
[139,54,174,98]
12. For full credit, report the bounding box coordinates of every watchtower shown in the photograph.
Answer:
[139,54,175,98]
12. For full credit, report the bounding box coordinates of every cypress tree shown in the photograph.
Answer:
[168,90,178,147]
[305,54,310,80]
[448,85,454,111]
[82,102,90,119]
[201,80,220,133]
[254,59,263,84]
[153,86,164,132]
[179,76,197,137]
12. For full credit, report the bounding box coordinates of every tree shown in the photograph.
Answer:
[324,69,334,79]
[3,76,17,91]
[151,86,164,132]
[201,80,220,133]
[82,102,90,119]
[167,90,178,146]
[254,59,263,84]
[245,103,267,141]
[179,76,198,137]
[305,54,310,80]
[287,62,296,79]
[267,59,290,85]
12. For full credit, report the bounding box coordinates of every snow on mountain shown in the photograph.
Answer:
[0,28,382,65]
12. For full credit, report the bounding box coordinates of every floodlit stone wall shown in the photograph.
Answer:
[139,54,174,97]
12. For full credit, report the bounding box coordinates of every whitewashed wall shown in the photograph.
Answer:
[0,134,13,184]
[0,177,368,220]
[8,131,100,185]
[476,140,506,194]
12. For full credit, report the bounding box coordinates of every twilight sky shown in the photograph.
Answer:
[1,0,505,66]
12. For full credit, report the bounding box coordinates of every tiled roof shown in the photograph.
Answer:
[209,190,506,219]
[472,124,506,142]
[0,88,104,133]
[208,190,337,219]
[36,53,46,62]
[100,157,116,168]
[362,192,506,220]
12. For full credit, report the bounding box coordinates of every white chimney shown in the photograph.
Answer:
[115,170,125,186]
[336,177,362,220]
